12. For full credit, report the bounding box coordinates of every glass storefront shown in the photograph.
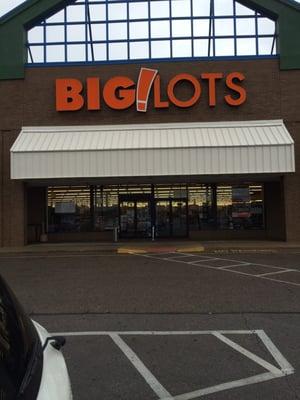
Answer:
[47,183,264,237]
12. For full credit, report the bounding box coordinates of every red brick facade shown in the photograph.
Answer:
[0,58,299,245]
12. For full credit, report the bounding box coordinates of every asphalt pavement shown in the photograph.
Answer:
[0,250,299,399]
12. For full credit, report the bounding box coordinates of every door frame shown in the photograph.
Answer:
[155,197,188,238]
[118,194,152,238]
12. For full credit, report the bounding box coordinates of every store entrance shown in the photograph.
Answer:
[155,199,188,238]
[119,194,188,239]
[119,195,152,238]
[45,182,265,243]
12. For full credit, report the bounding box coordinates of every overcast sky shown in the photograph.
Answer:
[1,0,300,17]
[1,0,26,16]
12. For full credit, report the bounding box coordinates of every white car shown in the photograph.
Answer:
[0,274,73,399]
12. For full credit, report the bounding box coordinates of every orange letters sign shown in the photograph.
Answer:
[56,68,246,112]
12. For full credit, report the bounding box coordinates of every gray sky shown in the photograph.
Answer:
[1,0,26,16]
[1,0,300,17]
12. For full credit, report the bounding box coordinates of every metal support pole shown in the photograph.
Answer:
[114,227,118,242]
[152,225,155,241]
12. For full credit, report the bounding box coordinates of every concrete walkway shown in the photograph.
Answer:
[1,240,300,254]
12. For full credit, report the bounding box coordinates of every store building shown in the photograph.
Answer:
[0,0,299,246]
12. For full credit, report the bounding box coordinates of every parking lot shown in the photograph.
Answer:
[137,251,300,287]
[0,250,299,399]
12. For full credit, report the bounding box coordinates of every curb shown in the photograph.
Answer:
[0,244,300,256]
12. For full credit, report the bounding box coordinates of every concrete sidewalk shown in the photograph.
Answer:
[1,240,300,255]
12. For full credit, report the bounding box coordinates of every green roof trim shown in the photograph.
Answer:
[0,0,73,80]
[0,0,300,80]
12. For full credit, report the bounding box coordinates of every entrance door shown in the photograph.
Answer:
[119,196,151,238]
[155,199,188,238]
[172,200,188,237]
[155,200,170,237]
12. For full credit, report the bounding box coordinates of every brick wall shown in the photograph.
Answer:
[0,58,299,245]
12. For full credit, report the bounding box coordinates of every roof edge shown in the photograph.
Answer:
[1,0,300,80]
[1,0,300,24]
[0,0,39,25]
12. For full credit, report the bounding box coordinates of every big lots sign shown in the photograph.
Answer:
[56,67,246,112]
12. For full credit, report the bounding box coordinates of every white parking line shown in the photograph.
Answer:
[214,263,252,269]
[138,253,300,288]
[169,255,218,262]
[53,330,257,336]
[260,276,300,287]
[164,372,278,400]
[213,332,282,375]
[256,269,295,277]
[110,333,172,399]
[255,330,294,374]
[52,329,294,400]
[187,259,221,264]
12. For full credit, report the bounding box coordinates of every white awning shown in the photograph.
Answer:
[10,120,295,180]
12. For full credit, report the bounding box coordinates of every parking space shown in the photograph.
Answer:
[0,250,299,399]
[51,328,295,400]
[137,252,300,287]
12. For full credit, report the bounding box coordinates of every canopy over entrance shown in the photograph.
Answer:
[10,120,295,180]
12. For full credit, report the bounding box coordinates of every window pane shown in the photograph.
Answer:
[151,21,170,38]
[29,46,44,63]
[188,185,213,230]
[258,37,274,55]
[258,18,275,35]
[130,21,149,39]
[215,38,235,56]
[130,41,149,59]
[192,0,210,16]
[109,22,127,40]
[214,19,234,36]
[217,186,233,229]
[129,2,148,20]
[151,1,169,18]
[95,188,119,232]
[172,20,191,38]
[193,19,210,37]
[151,40,171,58]
[193,39,209,56]
[236,18,256,35]
[28,26,44,43]
[235,2,255,15]
[172,0,191,17]
[67,5,85,22]
[93,43,107,60]
[214,0,233,16]
[108,3,127,20]
[67,44,86,61]
[109,42,128,60]
[67,24,86,42]
[48,186,92,232]
[89,4,106,21]
[46,25,64,43]
[172,39,192,57]
[90,23,106,41]
[46,45,65,62]
[47,9,64,23]
[236,38,256,55]
[217,185,264,230]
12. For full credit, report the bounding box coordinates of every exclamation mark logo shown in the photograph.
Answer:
[136,68,158,112]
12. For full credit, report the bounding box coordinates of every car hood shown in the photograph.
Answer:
[33,321,73,400]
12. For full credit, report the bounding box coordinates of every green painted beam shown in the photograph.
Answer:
[0,0,71,80]
[0,0,300,80]
[239,0,300,69]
